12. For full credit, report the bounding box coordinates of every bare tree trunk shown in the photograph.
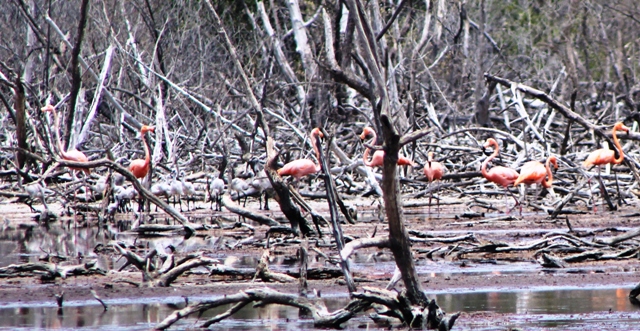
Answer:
[345,0,426,306]
[65,0,90,149]
[257,1,306,109]
[14,77,28,169]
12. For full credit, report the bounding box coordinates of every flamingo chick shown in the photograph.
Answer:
[209,176,225,211]
[180,171,197,211]
[230,177,250,207]
[251,171,272,210]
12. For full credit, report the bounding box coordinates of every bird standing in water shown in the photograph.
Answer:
[423,151,445,213]
[514,155,558,206]
[583,122,630,211]
[278,128,324,180]
[481,138,521,214]
[359,127,415,167]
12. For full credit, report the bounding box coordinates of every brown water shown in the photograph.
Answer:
[2,221,640,330]
[0,287,639,330]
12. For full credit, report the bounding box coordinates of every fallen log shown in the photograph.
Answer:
[596,227,640,246]
[221,194,280,226]
[0,260,106,280]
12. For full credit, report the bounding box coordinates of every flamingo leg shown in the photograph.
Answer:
[504,187,522,215]
[586,174,595,213]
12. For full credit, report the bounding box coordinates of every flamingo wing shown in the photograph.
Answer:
[397,154,416,166]
[368,151,385,167]
[278,159,320,179]
[129,159,149,179]
[583,149,614,167]
[62,150,90,174]
[514,161,546,186]
[424,162,445,182]
[486,166,519,187]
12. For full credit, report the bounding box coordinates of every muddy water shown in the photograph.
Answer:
[0,287,638,330]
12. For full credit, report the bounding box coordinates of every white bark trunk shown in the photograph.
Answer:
[76,45,115,146]
[286,0,317,80]
[257,1,306,108]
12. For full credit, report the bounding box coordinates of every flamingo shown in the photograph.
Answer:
[423,151,445,213]
[277,128,324,179]
[583,122,630,211]
[481,138,521,213]
[583,122,630,169]
[129,125,155,179]
[359,127,416,167]
[513,155,558,206]
[42,104,91,202]
[41,105,90,174]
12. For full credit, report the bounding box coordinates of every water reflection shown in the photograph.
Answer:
[434,287,638,314]
[0,287,638,330]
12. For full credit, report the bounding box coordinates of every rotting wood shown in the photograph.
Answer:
[112,242,217,287]
[340,236,390,261]
[0,260,105,280]
[265,136,314,236]
[221,194,280,226]
[596,227,640,246]
[316,133,356,293]
[252,250,296,283]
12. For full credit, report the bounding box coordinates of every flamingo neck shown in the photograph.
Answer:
[310,130,321,171]
[543,158,555,188]
[612,127,625,164]
[142,131,151,166]
[52,109,69,158]
[362,131,377,167]
[481,142,498,178]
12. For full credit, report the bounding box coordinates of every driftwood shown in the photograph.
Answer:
[316,134,356,292]
[0,260,105,280]
[539,253,568,268]
[154,287,366,330]
[340,236,390,261]
[221,194,280,226]
[112,242,218,287]
[252,250,296,283]
[596,227,640,246]
[207,263,344,280]
[131,223,209,234]
[265,137,314,236]
[153,284,457,331]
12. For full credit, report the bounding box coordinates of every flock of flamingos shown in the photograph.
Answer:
[38,103,630,216]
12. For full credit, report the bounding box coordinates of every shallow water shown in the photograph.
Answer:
[0,287,638,330]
